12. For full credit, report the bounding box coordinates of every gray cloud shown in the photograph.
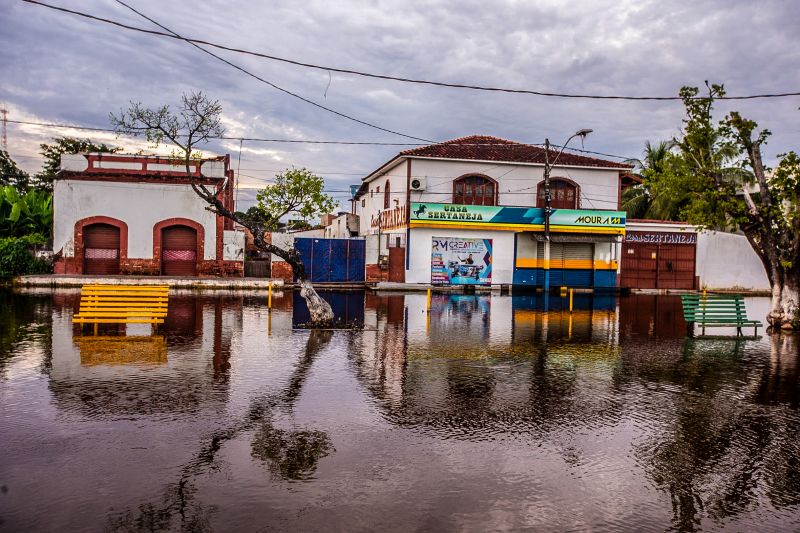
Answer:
[1,0,798,210]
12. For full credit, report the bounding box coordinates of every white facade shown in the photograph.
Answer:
[54,180,219,260]
[357,156,624,236]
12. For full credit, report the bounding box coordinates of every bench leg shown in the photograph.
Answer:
[737,326,742,336]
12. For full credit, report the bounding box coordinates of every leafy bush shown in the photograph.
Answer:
[0,186,53,239]
[0,235,52,278]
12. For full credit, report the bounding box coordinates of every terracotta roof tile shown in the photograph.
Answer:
[400,135,632,169]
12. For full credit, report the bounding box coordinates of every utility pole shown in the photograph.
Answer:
[543,138,552,293]
[542,129,593,293]
[0,108,7,152]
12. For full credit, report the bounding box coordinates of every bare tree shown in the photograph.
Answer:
[110,92,335,325]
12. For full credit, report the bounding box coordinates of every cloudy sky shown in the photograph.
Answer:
[1,0,798,209]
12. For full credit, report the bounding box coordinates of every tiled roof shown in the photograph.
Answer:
[399,135,632,169]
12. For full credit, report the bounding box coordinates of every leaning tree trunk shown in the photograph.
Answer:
[297,277,334,326]
[183,178,335,327]
[768,274,800,330]
[252,232,334,327]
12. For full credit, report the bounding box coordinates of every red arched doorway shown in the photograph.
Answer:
[83,223,121,274]
[161,225,199,276]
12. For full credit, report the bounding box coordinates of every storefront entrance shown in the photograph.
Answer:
[620,232,697,289]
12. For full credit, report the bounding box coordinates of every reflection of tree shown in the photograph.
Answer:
[106,330,335,530]
[251,427,334,481]
[633,335,800,531]
[0,289,53,377]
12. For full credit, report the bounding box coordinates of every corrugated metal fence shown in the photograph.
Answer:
[294,238,366,283]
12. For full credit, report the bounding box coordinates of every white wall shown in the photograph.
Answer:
[356,157,623,237]
[223,230,245,261]
[407,227,516,284]
[54,180,218,259]
[697,231,770,291]
[406,158,620,211]
[358,160,409,235]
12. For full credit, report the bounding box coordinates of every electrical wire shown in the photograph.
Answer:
[20,0,800,102]
[5,119,426,146]
[6,119,636,160]
[111,0,432,143]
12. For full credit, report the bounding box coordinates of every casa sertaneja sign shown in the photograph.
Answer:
[410,203,626,234]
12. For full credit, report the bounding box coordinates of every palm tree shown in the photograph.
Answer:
[622,140,683,220]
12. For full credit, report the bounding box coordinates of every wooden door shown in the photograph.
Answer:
[161,225,198,276]
[388,247,405,283]
[83,223,120,275]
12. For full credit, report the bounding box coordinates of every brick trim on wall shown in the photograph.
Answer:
[73,216,129,275]
[153,218,206,274]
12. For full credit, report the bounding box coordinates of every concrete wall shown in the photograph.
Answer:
[407,227,515,285]
[697,231,770,291]
[223,230,245,261]
[54,180,218,260]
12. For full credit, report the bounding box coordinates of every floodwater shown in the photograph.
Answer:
[1,289,799,532]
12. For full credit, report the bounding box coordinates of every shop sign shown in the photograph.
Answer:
[431,237,492,285]
[411,203,626,232]
[625,232,696,244]
[370,205,407,230]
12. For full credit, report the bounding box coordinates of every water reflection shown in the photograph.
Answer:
[1,289,799,531]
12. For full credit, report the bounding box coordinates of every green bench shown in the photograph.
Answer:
[681,294,763,337]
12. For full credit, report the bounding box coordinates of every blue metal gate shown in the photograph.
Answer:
[294,238,365,283]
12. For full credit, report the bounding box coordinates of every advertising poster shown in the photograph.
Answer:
[431,237,492,285]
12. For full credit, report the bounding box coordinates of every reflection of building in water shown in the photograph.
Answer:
[48,294,243,416]
[354,293,622,437]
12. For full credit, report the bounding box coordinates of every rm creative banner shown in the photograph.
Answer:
[431,237,492,285]
[411,203,626,234]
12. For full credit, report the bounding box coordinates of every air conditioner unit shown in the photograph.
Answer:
[410,177,426,191]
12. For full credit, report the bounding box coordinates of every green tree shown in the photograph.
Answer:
[0,150,31,191]
[622,140,683,220]
[34,137,121,192]
[652,83,799,329]
[110,92,337,326]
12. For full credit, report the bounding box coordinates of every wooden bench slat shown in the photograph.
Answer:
[74,284,170,327]
[680,293,761,337]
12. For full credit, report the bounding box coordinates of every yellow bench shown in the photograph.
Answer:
[73,284,170,325]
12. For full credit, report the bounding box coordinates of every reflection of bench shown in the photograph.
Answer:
[681,294,762,337]
[73,285,169,325]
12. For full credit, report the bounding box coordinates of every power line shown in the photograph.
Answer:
[5,119,426,146]
[21,0,800,102]
[7,118,635,159]
[111,0,432,143]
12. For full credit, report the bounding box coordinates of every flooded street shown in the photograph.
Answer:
[1,289,799,532]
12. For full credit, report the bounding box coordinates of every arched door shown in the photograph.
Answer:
[83,223,120,275]
[161,225,198,276]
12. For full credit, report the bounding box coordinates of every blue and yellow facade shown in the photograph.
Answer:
[410,203,625,289]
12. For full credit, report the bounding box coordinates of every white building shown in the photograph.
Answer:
[53,153,244,277]
[353,135,635,288]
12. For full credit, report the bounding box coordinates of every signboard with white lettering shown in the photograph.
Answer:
[410,203,625,234]
[624,232,697,245]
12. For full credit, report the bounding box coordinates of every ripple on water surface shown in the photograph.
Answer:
[0,290,799,532]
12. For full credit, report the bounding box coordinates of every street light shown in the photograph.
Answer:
[543,129,593,292]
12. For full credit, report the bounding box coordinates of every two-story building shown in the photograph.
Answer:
[354,135,632,289]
